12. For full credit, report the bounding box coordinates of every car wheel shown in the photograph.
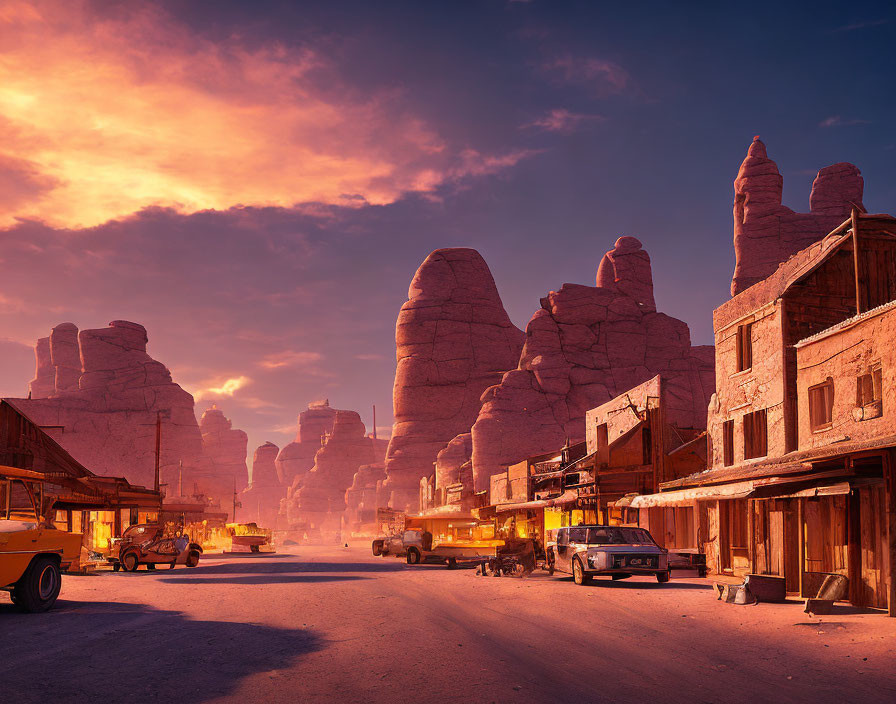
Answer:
[572,558,591,586]
[697,567,707,578]
[656,570,671,583]
[406,548,421,565]
[121,551,140,572]
[13,556,61,612]
[186,550,201,568]
[250,545,260,553]
[147,563,156,571]
[372,541,382,556]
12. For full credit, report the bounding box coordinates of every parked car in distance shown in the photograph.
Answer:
[1,466,82,612]
[371,531,405,557]
[548,525,669,585]
[227,522,273,553]
[109,524,203,571]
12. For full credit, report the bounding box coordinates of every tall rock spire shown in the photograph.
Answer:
[731,136,863,295]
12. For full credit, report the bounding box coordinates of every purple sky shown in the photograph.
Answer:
[0,1,893,455]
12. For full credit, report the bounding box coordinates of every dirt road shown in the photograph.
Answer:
[3,545,894,703]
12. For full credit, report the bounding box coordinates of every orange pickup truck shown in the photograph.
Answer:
[1,466,82,612]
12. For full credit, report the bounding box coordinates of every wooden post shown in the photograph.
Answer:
[797,499,805,597]
[886,450,896,617]
[848,488,862,607]
[851,208,863,315]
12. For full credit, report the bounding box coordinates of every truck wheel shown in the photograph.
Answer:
[372,541,382,556]
[13,556,61,612]
[572,558,591,586]
[112,562,121,572]
[446,558,457,570]
[656,570,671,583]
[407,548,421,565]
[186,550,201,568]
[121,551,140,572]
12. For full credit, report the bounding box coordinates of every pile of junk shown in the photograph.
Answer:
[475,537,541,577]
[715,572,849,615]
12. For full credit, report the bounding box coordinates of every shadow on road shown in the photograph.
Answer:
[2,598,322,704]
[158,574,367,585]
[169,560,408,576]
[554,576,710,589]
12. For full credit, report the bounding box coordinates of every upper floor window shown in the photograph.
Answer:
[856,363,883,419]
[808,378,834,431]
[736,322,753,372]
[743,409,768,460]
[722,420,735,467]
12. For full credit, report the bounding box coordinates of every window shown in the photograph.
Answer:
[856,364,883,420]
[736,322,753,372]
[722,420,735,466]
[743,409,768,460]
[809,378,834,431]
[857,365,882,406]
[567,527,587,543]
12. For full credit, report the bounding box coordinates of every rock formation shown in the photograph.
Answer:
[199,406,249,508]
[596,236,655,311]
[343,462,386,537]
[20,321,206,491]
[274,400,338,486]
[282,410,387,538]
[469,237,715,489]
[731,136,864,295]
[239,441,281,528]
[382,248,525,511]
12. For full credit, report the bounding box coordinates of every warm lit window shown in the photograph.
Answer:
[809,378,834,431]
[722,420,734,467]
[743,409,768,460]
[736,322,753,372]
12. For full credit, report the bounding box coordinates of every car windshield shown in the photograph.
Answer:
[585,527,655,545]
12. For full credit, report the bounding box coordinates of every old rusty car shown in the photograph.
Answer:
[1,466,82,612]
[109,523,203,571]
[548,525,670,585]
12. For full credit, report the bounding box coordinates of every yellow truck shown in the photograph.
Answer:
[1,466,82,612]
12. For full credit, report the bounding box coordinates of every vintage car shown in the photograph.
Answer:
[226,522,273,553]
[373,513,503,567]
[1,466,82,612]
[548,525,670,585]
[371,532,405,556]
[109,523,203,571]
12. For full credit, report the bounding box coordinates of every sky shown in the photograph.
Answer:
[0,0,894,457]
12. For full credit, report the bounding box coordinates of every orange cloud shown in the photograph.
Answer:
[193,375,251,400]
[258,350,324,370]
[0,1,529,228]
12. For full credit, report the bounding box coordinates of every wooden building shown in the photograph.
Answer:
[0,398,161,554]
[634,212,896,614]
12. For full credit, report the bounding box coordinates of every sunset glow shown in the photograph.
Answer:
[0,1,525,228]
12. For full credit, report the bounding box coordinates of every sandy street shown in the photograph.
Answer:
[2,546,894,704]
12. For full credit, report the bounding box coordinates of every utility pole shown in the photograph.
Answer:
[154,410,162,492]
[178,461,183,497]
[372,404,377,440]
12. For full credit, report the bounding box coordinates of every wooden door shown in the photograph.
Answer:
[859,485,889,609]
